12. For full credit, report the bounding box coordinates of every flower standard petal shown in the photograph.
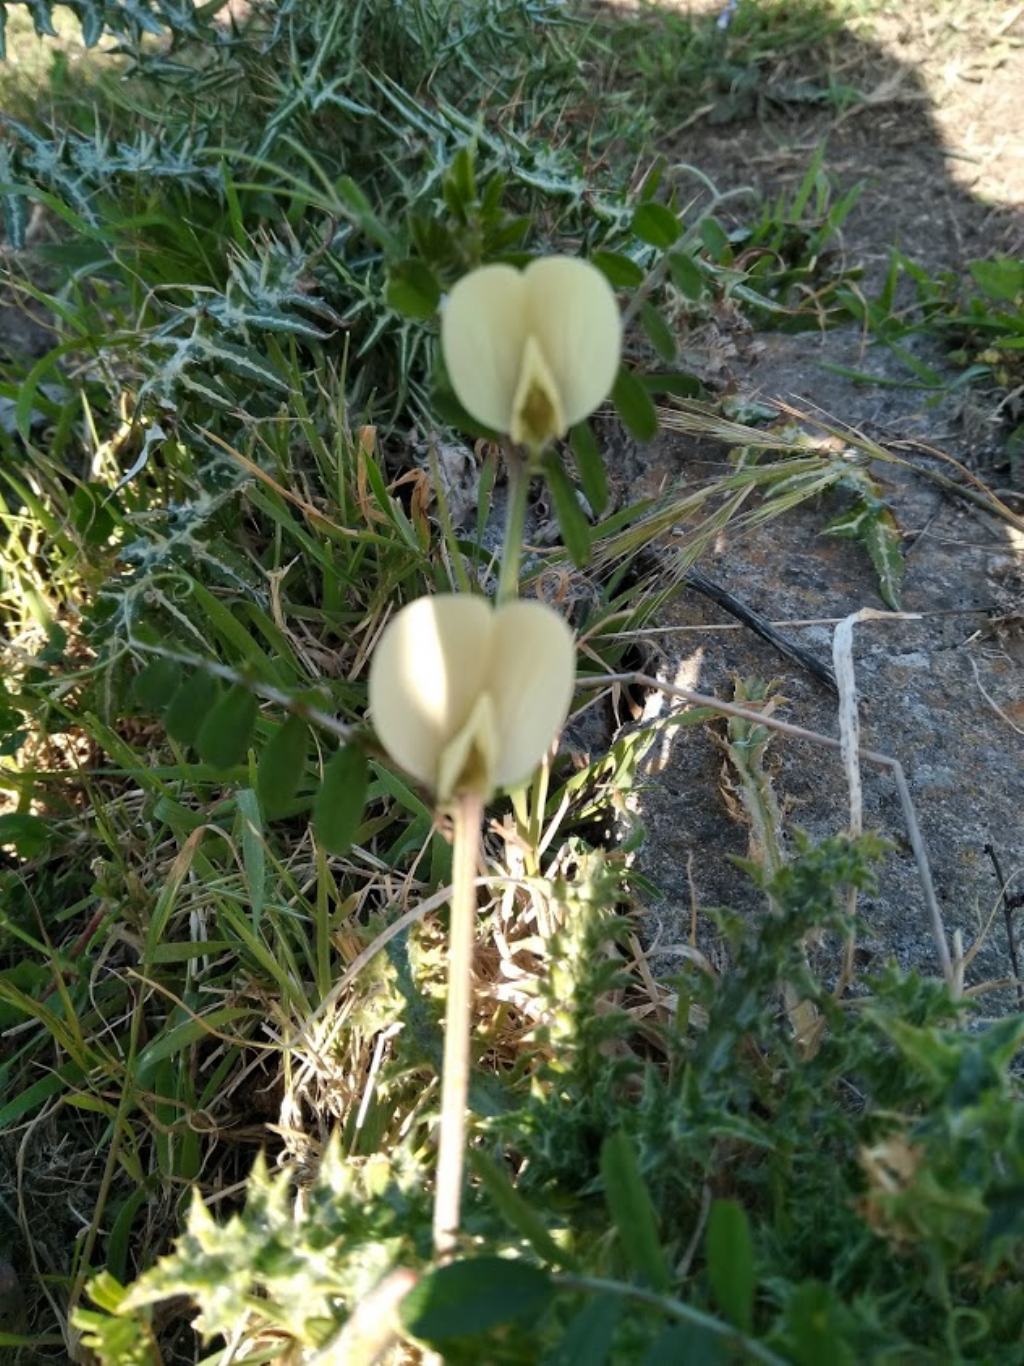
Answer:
[368,595,494,791]
[523,256,622,427]
[440,264,528,433]
[485,600,576,788]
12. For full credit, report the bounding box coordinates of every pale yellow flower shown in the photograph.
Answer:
[441,256,621,451]
[368,594,575,801]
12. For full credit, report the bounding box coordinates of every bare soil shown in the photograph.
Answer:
[618,2,1024,1003]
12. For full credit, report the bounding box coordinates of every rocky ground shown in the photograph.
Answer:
[622,1,1024,1008]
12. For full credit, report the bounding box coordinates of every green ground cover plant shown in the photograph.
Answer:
[836,251,1024,483]
[0,1,1021,1363]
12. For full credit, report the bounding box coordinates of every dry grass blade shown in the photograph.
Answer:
[771,399,1024,535]
[656,400,805,450]
[831,608,921,990]
[660,395,1024,534]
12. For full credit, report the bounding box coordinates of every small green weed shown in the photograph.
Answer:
[830,250,1024,483]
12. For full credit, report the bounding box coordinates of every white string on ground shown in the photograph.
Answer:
[832,609,919,989]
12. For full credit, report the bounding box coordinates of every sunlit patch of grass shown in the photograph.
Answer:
[589,0,862,141]
[0,7,111,119]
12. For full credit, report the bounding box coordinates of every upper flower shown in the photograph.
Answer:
[440,256,622,452]
[368,594,575,801]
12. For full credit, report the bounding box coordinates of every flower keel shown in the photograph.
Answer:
[510,335,566,451]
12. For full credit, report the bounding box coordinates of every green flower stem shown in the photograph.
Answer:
[432,790,485,1258]
[495,447,531,606]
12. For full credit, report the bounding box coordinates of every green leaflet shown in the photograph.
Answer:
[824,496,904,609]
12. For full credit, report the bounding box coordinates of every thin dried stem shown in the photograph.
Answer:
[132,641,354,742]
